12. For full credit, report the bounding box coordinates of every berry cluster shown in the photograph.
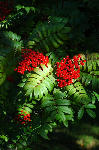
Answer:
[14,49,49,74]
[0,1,12,21]
[55,54,86,88]
[15,110,31,125]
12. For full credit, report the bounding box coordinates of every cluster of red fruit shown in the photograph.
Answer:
[15,110,31,125]
[0,1,13,21]
[14,49,86,88]
[14,49,49,74]
[56,54,86,88]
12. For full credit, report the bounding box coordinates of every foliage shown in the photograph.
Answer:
[0,0,99,149]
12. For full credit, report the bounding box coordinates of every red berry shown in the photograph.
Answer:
[14,49,49,74]
[55,54,86,87]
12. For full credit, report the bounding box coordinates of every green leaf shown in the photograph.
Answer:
[86,109,96,119]
[90,71,99,75]
[63,120,68,127]
[80,71,99,90]
[56,99,71,105]
[23,63,55,99]
[85,104,96,109]
[22,78,27,82]
[58,106,72,114]
[25,7,30,13]
[32,100,36,104]
[56,112,66,121]
[93,91,99,101]
[0,56,7,85]
[40,130,49,139]
[42,100,55,107]
[50,111,57,120]
[29,18,70,51]
[46,106,57,112]
[78,107,84,120]
[26,103,34,109]
[24,107,32,113]
[18,83,25,87]
[21,141,27,146]
[17,143,23,149]
[92,95,96,104]
[53,88,67,98]
[17,108,23,112]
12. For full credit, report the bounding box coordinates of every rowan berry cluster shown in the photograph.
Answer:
[15,110,31,125]
[56,54,86,88]
[14,49,49,74]
[0,1,12,21]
